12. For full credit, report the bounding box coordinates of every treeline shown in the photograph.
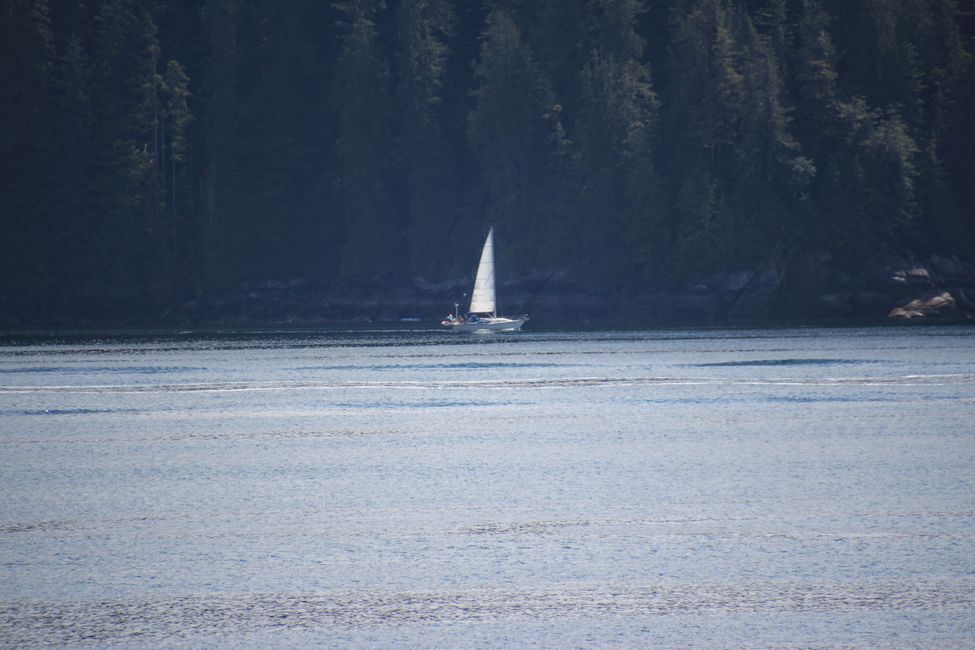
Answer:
[2,0,974,320]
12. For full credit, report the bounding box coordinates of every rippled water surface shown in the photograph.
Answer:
[1,325,974,648]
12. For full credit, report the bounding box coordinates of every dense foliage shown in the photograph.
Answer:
[2,0,974,320]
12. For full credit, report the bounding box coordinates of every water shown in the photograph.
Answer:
[1,325,973,648]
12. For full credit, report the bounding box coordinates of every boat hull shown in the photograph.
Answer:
[441,317,527,332]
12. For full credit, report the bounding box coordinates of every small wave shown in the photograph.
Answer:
[0,428,409,446]
[765,395,884,404]
[0,407,145,416]
[1,580,971,646]
[696,359,881,368]
[293,362,562,371]
[0,365,206,375]
[1,373,972,394]
[463,520,593,535]
[0,520,74,534]
[456,516,973,541]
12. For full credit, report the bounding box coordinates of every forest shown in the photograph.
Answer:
[2,0,974,324]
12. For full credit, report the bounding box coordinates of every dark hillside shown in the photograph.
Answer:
[2,0,974,326]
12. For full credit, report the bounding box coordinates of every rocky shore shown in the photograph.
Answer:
[5,251,974,329]
[152,251,975,328]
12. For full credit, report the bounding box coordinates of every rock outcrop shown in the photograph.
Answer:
[884,256,975,321]
[889,291,959,319]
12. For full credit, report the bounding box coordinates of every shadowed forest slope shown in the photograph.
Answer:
[2,0,974,324]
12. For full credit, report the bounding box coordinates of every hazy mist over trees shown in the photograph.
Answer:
[2,0,974,321]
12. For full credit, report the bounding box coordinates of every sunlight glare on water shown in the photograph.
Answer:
[1,326,974,648]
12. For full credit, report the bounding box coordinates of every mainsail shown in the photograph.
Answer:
[468,228,496,314]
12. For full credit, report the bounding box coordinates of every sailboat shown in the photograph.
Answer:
[441,227,528,332]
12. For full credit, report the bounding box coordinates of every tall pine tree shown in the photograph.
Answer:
[468,9,566,276]
[332,0,397,287]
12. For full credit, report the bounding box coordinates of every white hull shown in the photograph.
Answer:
[442,316,527,332]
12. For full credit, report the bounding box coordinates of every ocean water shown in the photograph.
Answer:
[0,325,973,648]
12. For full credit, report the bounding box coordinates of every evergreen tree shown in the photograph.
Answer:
[200,0,244,286]
[331,0,397,287]
[201,1,338,288]
[919,0,974,255]
[732,7,813,260]
[594,0,646,62]
[570,0,663,288]
[528,0,591,116]
[468,9,566,274]
[753,0,788,75]
[0,0,53,158]
[55,0,168,309]
[0,0,55,312]
[664,0,749,278]
[161,59,192,268]
[663,0,813,278]
[794,1,920,261]
[48,34,97,305]
[826,0,925,121]
[85,0,166,305]
[247,3,335,282]
[393,0,459,281]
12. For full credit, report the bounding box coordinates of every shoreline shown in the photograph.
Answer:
[5,252,974,331]
[1,316,972,340]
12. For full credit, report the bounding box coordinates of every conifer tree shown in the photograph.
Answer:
[571,0,663,288]
[48,35,97,302]
[468,9,566,274]
[161,59,192,265]
[0,0,55,310]
[248,3,334,282]
[86,0,165,303]
[664,0,814,278]
[200,0,245,286]
[528,0,591,114]
[332,0,397,286]
[917,0,974,254]
[664,0,746,278]
[393,0,459,281]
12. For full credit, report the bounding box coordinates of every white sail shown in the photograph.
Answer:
[468,228,496,314]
